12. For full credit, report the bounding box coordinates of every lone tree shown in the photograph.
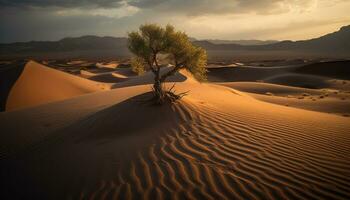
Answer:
[128,24,207,104]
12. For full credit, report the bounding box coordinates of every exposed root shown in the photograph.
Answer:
[151,83,189,105]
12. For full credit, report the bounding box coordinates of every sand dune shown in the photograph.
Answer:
[112,67,187,88]
[89,73,128,83]
[80,69,97,77]
[6,60,108,111]
[112,68,137,77]
[221,82,350,115]
[250,93,350,115]
[112,72,129,79]
[1,69,350,199]
[80,69,129,83]
[0,60,26,111]
[206,65,301,82]
[296,60,350,80]
[263,73,330,89]
[207,61,350,116]
[80,67,116,75]
[96,62,118,69]
[327,79,350,91]
[220,81,323,95]
[206,62,344,90]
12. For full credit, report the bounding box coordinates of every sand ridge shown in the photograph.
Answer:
[207,61,350,116]
[5,60,109,111]
[220,81,350,116]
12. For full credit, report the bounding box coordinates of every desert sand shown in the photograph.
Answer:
[1,60,350,199]
[5,61,108,111]
[220,82,350,116]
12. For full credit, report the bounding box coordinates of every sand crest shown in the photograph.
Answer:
[6,61,107,111]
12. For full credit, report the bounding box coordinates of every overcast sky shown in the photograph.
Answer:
[0,0,349,43]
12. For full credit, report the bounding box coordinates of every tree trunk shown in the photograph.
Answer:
[153,71,164,104]
[152,64,182,104]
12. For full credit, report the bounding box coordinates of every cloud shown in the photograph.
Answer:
[55,1,140,18]
[128,0,318,16]
[0,0,349,43]
[1,0,317,15]
[0,0,125,9]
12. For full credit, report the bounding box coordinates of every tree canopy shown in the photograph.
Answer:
[128,24,207,104]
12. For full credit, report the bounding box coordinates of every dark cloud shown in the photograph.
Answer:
[0,6,143,42]
[0,0,348,43]
[128,0,309,15]
[0,0,313,15]
[0,0,124,8]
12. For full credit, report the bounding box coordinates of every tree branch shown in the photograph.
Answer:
[146,59,156,74]
[154,54,160,69]
[159,62,184,82]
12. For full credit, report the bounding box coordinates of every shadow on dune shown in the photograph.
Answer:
[0,61,26,111]
[82,68,137,83]
[69,92,193,142]
[206,65,297,82]
[112,67,187,89]
[112,68,137,77]
[295,60,350,80]
[88,73,129,83]
[263,73,330,89]
[0,92,195,200]
[207,61,349,89]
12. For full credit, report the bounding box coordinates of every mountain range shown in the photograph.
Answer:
[0,25,349,60]
[203,39,279,45]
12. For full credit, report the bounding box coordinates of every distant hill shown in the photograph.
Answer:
[195,25,350,54]
[0,35,130,59]
[205,39,278,45]
[0,35,127,52]
[1,25,349,60]
[255,25,350,53]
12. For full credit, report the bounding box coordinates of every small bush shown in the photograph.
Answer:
[131,57,145,75]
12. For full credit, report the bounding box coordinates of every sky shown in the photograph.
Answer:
[0,0,349,43]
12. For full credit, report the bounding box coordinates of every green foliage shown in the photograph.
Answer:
[128,24,173,65]
[165,30,207,81]
[186,46,207,81]
[127,23,207,103]
[127,23,207,81]
[130,57,145,75]
[128,31,151,63]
